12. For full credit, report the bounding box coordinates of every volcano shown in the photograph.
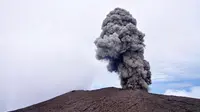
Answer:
[11,87,200,112]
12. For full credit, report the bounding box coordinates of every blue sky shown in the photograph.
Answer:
[0,0,200,112]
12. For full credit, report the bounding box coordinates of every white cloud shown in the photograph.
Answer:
[166,83,193,89]
[164,86,200,99]
[143,0,200,82]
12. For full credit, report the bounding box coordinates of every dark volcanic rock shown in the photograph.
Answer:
[11,87,200,112]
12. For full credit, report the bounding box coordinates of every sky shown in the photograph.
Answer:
[0,0,200,111]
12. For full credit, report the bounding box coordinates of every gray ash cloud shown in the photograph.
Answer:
[94,8,151,91]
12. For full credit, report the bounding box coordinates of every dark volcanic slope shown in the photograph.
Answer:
[11,87,200,112]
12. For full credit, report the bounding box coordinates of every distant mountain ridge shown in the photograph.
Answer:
[11,87,200,112]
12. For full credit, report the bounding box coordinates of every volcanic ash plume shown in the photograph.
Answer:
[94,8,151,91]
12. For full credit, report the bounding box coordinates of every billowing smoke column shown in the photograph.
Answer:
[94,8,151,91]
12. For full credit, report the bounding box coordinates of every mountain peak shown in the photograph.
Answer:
[11,87,200,112]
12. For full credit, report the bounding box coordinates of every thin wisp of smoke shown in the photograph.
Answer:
[94,8,151,91]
